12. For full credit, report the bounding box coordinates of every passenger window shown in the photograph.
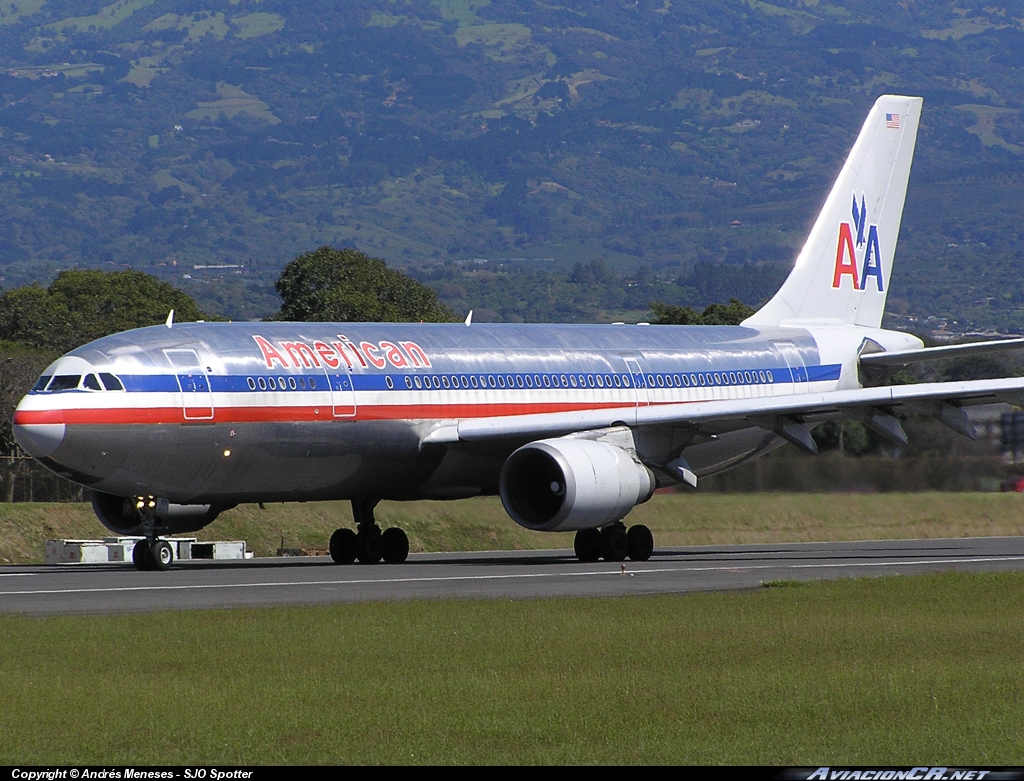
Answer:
[83,374,102,391]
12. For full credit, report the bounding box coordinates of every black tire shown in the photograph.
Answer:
[627,524,654,561]
[149,540,174,571]
[381,527,409,564]
[600,525,629,562]
[329,528,357,564]
[132,539,152,571]
[573,528,602,563]
[357,527,383,564]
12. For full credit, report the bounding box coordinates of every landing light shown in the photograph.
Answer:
[223,449,231,458]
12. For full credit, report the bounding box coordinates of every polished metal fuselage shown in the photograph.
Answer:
[15,320,853,506]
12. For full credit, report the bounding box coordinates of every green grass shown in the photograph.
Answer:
[434,0,491,24]
[1,572,1023,763]
[0,0,46,26]
[144,11,229,42]
[51,0,155,34]
[5,492,1024,564]
[231,11,285,39]
[185,82,279,124]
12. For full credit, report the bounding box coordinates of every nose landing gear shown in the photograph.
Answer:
[131,538,174,571]
[129,495,175,571]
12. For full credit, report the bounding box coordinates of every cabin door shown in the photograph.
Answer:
[165,349,215,420]
[623,357,650,407]
[327,368,357,418]
[773,342,809,395]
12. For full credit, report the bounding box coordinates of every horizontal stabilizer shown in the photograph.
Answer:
[859,337,1024,367]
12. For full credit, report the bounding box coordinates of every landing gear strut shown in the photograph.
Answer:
[329,498,409,565]
[131,497,175,571]
[573,523,654,563]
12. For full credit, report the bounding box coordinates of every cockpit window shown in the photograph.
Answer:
[99,373,124,391]
[83,374,102,391]
[48,375,82,391]
[32,375,52,392]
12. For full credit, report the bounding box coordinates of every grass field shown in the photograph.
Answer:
[2,572,1023,764]
[3,495,1024,763]
[3,492,1023,564]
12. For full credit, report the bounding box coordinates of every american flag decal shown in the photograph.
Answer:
[885,112,900,129]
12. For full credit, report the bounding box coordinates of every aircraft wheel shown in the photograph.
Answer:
[381,527,409,564]
[627,524,654,562]
[573,528,602,563]
[132,540,152,571]
[329,528,358,564]
[149,540,174,571]
[357,527,383,564]
[600,525,629,562]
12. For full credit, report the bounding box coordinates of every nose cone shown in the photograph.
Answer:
[13,397,65,459]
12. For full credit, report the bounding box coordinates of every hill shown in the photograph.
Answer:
[2,1,1024,328]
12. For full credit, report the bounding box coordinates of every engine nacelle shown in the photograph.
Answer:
[499,438,655,532]
[91,492,222,536]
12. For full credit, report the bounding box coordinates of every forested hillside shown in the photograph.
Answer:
[2,0,1024,327]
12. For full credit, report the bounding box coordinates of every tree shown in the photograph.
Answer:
[0,270,206,353]
[648,298,755,325]
[273,246,455,323]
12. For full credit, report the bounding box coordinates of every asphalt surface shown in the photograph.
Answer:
[2,536,1024,615]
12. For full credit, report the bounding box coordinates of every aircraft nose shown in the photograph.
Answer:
[13,403,66,459]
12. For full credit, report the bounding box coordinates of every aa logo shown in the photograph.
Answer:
[832,193,884,291]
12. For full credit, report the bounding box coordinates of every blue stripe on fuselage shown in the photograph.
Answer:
[31,363,844,395]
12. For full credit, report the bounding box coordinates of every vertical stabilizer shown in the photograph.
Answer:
[743,95,922,328]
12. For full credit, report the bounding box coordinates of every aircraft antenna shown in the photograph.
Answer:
[465,310,473,326]
[165,309,174,328]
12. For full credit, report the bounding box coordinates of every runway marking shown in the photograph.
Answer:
[2,554,1024,598]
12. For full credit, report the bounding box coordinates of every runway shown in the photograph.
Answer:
[2,536,1024,615]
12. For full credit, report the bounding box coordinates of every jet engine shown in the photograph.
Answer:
[91,492,222,536]
[499,438,655,532]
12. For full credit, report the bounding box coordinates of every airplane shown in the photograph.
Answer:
[13,94,1024,571]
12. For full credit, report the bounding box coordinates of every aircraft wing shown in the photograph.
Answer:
[421,376,1024,447]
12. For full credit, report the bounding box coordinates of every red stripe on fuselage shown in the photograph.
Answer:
[14,400,647,426]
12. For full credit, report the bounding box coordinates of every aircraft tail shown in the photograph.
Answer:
[743,95,922,329]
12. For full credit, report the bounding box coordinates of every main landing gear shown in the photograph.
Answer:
[573,522,654,563]
[132,538,174,571]
[329,498,409,565]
